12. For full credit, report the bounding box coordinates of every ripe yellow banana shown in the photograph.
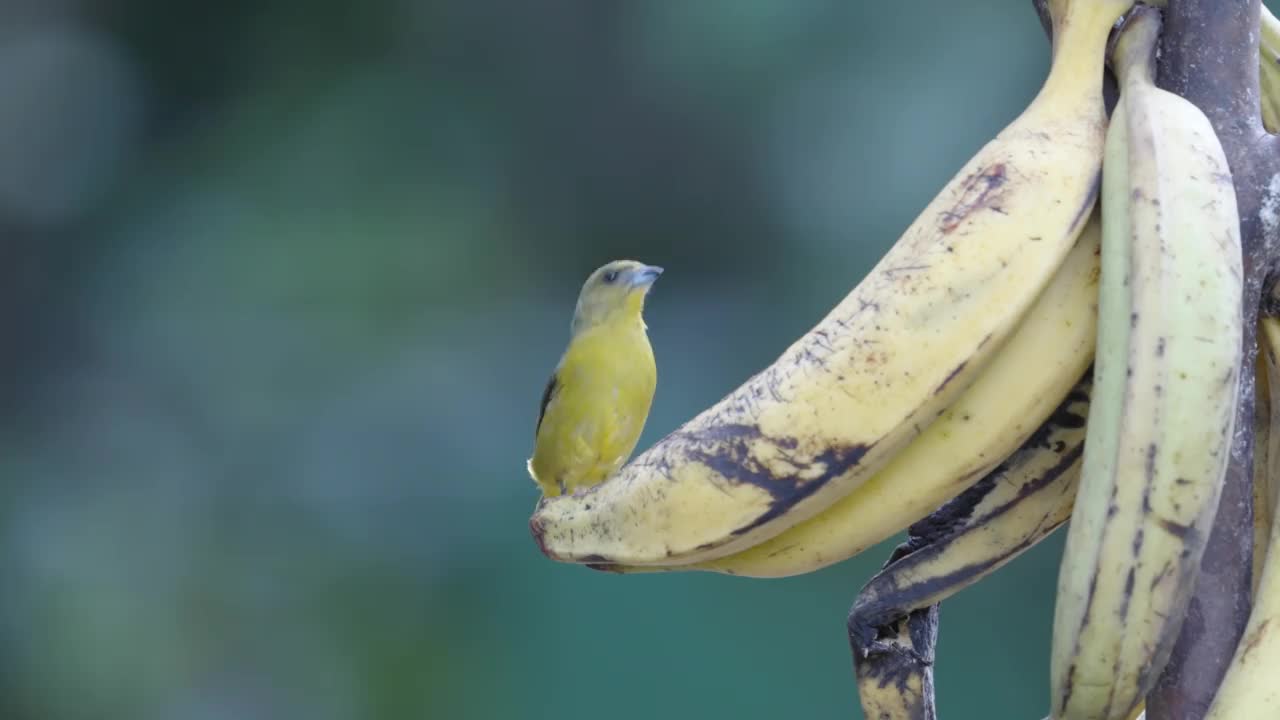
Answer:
[850,377,1089,648]
[529,0,1131,568]
[1050,9,1244,720]
[594,213,1099,578]
[1203,317,1280,719]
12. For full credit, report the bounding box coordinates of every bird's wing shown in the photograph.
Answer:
[535,373,558,437]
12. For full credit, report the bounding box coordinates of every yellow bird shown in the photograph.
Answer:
[528,260,663,497]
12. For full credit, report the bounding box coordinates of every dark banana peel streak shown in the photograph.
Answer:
[855,605,940,720]
[851,374,1092,720]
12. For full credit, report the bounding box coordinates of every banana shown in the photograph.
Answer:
[1052,702,1144,719]
[850,377,1089,720]
[529,0,1131,568]
[1266,318,1280,551]
[850,375,1090,650]
[1259,3,1280,133]
[593,213,1099,578]
[1050,9,1244,720]
[854,605,939,720]
[1257,314,1280,594]
[1203,317,1280,719]
[1253,340,1275,599]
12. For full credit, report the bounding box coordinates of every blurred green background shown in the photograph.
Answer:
[5,1,1267,719]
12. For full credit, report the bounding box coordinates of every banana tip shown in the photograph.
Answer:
[529,513,552,558]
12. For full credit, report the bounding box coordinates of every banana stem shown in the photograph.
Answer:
[1141,2,1280,720]
[1031,0,1121,113]
[1109,7,1159,89]
[852,605,939,720]
[1157,0,1264,143]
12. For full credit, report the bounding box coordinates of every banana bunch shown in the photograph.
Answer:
[592,214,1100,577]
[1049,10,1243,719]
[531,0,1129,568]
[526,1,1277,717]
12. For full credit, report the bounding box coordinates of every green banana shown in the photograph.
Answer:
[1050,9,1244,720]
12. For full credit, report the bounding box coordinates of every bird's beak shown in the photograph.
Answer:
[631,265,664,287]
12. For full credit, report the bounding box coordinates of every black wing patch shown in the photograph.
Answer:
[535,374,558,437]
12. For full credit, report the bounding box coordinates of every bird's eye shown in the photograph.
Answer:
[603,270,619,284]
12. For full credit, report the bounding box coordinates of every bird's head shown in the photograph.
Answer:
[571,259,663,333]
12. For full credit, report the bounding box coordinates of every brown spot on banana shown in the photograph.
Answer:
[669,423,863,495]
[682,430,873,537]
[931,361,969,397]
[1238,618,1272,661]
[1155,517,1195,540]
[938,163,1010,234]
